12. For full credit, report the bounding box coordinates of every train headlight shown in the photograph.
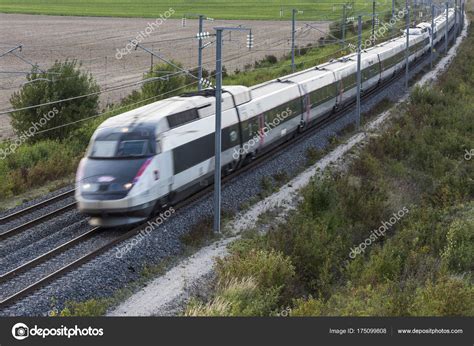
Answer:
[123,183,134,190]
[76,159,86,186]
[82,183,92,190]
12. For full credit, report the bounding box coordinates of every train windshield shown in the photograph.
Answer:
[88,129,156,159]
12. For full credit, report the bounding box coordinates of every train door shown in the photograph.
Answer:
[337,79,345,106]
[377,55,382,84]
[298,83,310,130]
[258,113,266,148]
[304,93,311,127]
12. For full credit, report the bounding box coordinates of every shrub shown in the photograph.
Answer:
[56,299,109,317]
[291,297,326,316]
[141,62,187,100]
[301,177,338,218]
[292,282,401,316]
[255,55,278,68]
[409,277,474,316]
[305,146,323,166]
[185,277,280,316]
[9,60,99,142]
[265,214,348,296]
[0,139,81,198]
[441,216,474,273]
[215,249,295,291]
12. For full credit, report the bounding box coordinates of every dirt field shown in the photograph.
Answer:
[0,13,329,139]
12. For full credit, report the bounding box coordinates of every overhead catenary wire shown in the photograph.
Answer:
[0,12,319,86]
[0,28,288,104]
[0,27,286,90]
[16,77,204,137]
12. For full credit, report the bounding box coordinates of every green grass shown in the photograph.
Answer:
[0,0,393,20]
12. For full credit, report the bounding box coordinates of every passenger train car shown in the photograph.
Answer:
[76,9,456,226]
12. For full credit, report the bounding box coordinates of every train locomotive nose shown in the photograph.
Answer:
[76,157,154,227]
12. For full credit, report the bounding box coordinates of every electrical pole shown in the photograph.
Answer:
[431,4,435,69]
[292,9,297,72]
[213,26,251,234]
[454,0,458,34]
[414,0,417,25]
[392,0,396,38]
[248,29,253,51]
[342,4,347,47]
[372,1,376,46]
[356,15,362,130]
[445,1,449,54]
[198,15,204,91]
[214,29,223,233]
[405,0,410,91]
[151,44,154,70]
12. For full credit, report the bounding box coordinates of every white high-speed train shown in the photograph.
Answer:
[76,9,456,226]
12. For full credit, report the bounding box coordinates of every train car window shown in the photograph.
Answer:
[222,125,239,151]
[341,73,357,89]
[173,133,214,174]
[167,109,199,128]
[90,141,116,158]
[264,99,300,125]
[88,129,155,159]
[117,140,147,157]
[173,123,240,174]
[241,117,259,141]
[361,63,379,81]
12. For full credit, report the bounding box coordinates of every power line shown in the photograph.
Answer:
[16,78,204,137]
[0,29,296,106]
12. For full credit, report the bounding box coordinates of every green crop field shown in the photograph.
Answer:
[0,0,394,20]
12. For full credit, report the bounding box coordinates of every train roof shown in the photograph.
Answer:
[98,85,251,132]
[250,79,301,99]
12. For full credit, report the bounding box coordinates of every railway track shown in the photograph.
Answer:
[0,226,101,285]
[0,189,75,225]
[0,201,77,241]
[0,27,460,311]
